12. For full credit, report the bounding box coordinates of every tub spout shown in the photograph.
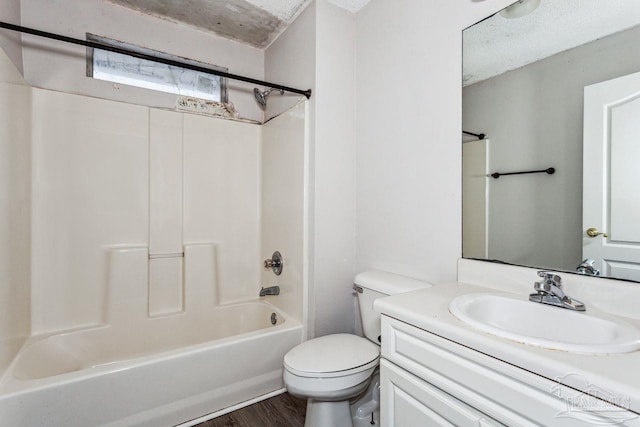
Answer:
[259,286,280,297]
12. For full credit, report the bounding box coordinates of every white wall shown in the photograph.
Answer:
[265,1,358,337]
[0,48,30,373]
[463,25,640,272]
[268,0,504,335]
[355,0,514,284]
[20,0,265,122]
[313,1,357,336]
[0,0,23,74]
[264,3,316,122]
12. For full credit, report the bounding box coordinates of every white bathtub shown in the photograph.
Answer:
[0,301,303,426]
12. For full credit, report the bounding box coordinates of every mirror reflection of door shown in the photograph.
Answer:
[583,71,640,281]
[462,139,489,259]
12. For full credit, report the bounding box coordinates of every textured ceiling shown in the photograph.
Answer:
[464,0,640,86]
[107,0,371,49]
[107,0,310,48]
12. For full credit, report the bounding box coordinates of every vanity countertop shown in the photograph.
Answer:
[374,281,640,415]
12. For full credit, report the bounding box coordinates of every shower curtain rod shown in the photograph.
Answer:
[0,21,313,99]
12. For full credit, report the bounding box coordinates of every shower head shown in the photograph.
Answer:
[253,87,284,110]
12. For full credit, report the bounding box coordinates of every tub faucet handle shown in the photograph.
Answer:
[264,251,283,276]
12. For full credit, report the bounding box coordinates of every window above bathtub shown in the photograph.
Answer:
[86,34,228,103]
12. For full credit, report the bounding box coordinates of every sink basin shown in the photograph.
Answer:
[449,293,640,354]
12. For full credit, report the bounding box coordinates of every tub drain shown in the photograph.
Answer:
[270,312,278,325]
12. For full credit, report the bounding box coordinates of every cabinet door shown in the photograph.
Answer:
[381,360,504,427]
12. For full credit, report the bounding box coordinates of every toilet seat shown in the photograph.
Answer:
[284,364,376,401]
[284,334,380,378]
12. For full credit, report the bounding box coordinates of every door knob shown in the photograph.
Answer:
[586,227,608,238]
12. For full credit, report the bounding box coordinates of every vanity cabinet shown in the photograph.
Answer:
[380,315,640,427]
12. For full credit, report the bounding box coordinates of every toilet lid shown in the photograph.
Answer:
[284,334,380,377]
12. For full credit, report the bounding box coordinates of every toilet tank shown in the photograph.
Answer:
[354,270,432,344]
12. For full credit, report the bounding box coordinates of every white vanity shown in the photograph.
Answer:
[375,260,640,426]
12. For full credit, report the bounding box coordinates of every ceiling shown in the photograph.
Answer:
[463,0,640,86]
[106,0,371,49]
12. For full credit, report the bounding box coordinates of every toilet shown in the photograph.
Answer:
[283,270,432,427]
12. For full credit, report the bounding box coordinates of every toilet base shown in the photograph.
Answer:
[305,399,353,427]
[351,370,380,426]
[301,371,381,427]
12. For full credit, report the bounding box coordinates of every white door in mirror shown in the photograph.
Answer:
[583,71,640,281]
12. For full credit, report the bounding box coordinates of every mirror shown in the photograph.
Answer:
[462,0,640,281]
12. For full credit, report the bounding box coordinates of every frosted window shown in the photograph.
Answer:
[88,36,226,102]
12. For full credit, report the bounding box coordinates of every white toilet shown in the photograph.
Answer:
[283,270,432,427]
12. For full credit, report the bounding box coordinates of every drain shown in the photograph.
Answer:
[270,312,278,325]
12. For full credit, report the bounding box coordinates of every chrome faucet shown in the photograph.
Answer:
[576,259,600,276]
[529,271,585,311]
[259,285,280,297]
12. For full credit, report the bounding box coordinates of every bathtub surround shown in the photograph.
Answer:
[183,113,262,305]
[0,48,30,377]
[28,91,305,332]
[149,110,184,257]
[31,89,149,332]
[261,103,308,323]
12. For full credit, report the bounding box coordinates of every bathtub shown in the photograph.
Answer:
[0,301,303,427]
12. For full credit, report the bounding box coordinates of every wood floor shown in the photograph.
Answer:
[198,393,307,427]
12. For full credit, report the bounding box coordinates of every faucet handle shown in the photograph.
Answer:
[264,251,283,276]
[537,271,562,287]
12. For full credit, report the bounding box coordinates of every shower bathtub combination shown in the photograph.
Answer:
[0,24,309,422]
[0,245,304,426]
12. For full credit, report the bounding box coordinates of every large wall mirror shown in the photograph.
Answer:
[462,0,640,281]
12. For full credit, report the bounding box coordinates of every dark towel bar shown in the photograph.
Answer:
[490,167,555,179]
[463,130,486,140]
